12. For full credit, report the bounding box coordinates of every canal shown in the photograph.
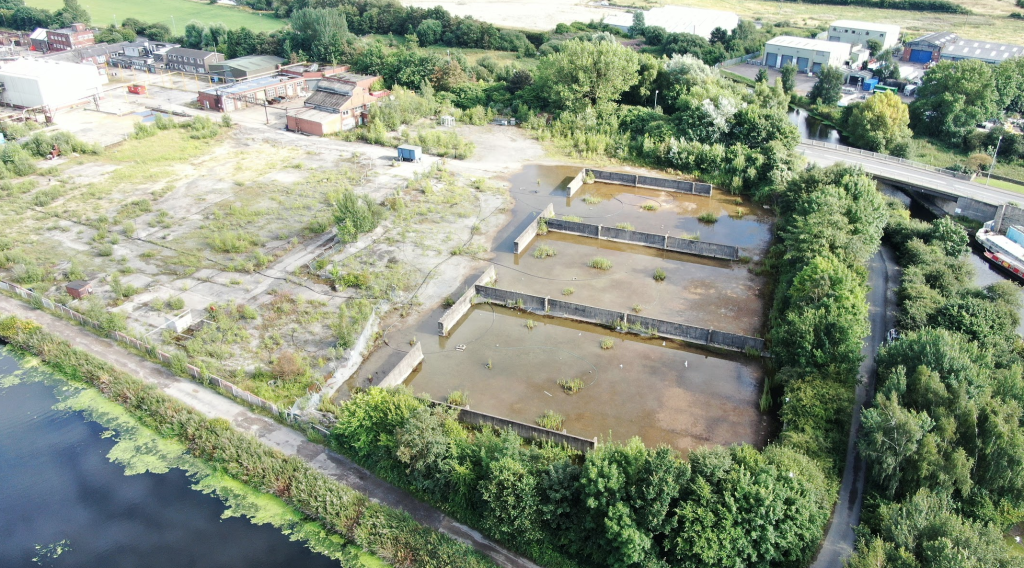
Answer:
[0,346,348,568]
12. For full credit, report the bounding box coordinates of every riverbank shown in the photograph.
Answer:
[0,297,536,568]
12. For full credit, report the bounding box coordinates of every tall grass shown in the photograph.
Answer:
[588,257,612,270]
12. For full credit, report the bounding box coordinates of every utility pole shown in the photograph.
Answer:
[987,134,1003,185]
[653,89,658,109]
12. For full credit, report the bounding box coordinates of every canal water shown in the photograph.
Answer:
[0,347,345,568]
[788,109,842,144]
[344,164,775,454]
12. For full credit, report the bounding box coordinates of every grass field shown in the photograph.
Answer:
[27,0,284,31]
[908,137,1024,182]
[621,0,1024,44]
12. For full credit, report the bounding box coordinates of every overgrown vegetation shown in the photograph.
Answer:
[587,257,612,270]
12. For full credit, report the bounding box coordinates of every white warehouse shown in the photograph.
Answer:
[606,6,738,40]
[0,59,104,110]
[762,36,852,73]
[827,20,901,50]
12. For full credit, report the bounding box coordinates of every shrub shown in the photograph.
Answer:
[96,243,114,256]
[697,211,719,223]
[600,337,615,349]
[536,410,564,430]
[588,257,612,270]
[557,378,585,394]
[653,268,667,281]
[167,297,185,311]
[272,350,308,381]
[209,230,263,253]
[447,390,469,406]
[532,244,556,259]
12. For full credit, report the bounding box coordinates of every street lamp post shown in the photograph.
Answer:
[987,134,1003,184]
[653,89,658,109]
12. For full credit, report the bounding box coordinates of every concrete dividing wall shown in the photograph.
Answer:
[438,266,496,336]
[587,168,713,197]
[545,218,739,261]
[378,342,423,388]
[474,285,765,354]
[513,203,555,254]
[430,401,596,452]
[566,170,586,197]
[994,204,1024,233]
[665,236,739,260]
[950,196,999,223]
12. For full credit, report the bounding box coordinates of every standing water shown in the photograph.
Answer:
[788,109,843,145]
[0,347,347,568]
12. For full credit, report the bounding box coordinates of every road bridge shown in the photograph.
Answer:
[798,140,1023,221]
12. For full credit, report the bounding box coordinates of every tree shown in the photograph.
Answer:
[643,25,667,47]
[860,387,936,498]
[780,63,797,93]
[808,65,844,106]
[845,91,913,156]
[994,56,1024,114]
[910,59,998,141]
[506,69,534,94]
[709,26,728,45]
[537,39,640,111]
[10,6,50,31]
[416,18,443,46]
[290,8,349,63]
[755,68,768,83]
[874,53,901,82]
[481,456,542,546]
[927,216,969,257]
[331,189,386,243]
[866,38,883,56]
[628,10,645,38]
[51,0,89,27]
[183,21,206,49]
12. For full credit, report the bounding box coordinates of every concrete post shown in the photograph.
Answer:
[663,234,669,249]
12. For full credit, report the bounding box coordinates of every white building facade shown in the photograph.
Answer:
[827,20,900,50]
[0,59,103,109]
[762,36,852,73]
[606,6,738,40]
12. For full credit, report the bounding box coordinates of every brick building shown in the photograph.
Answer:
[45,24,94,52]
[287,73,385,136]
[198,74,306,112]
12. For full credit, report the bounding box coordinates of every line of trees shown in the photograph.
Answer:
[848,202,1024,567]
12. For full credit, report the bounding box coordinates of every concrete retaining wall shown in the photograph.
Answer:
[545,218,739,261]
[378,342,423,388]
[513,203,555,254]
[993,203,1024,234]
[474,285,765,353]
[566,170,586,197]
[586,168,713,197]
[950,196,999,223]
[438,266,496,336]
[431,401,596,452]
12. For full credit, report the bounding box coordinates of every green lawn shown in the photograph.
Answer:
[27,0,284,32]
[909,137,1024,183]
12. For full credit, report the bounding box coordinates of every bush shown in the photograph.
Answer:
[588,257,612,270]
[653,268,667,281]
[697,211,719,223]
[272,351,308,381]
[167,297,185,311]
[557,378,585,394]
[600,337,615,349]
[446,390,469,406]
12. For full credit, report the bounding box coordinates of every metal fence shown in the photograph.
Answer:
[715,51,762,69]
[799,139,975,181]
[0,279,280,415]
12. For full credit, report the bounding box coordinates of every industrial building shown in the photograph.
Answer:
[940,38,1024,64]
[0,59,104,110]
[197,74,306,112]
[902,31,958,63]
[165,47,224,74]
[762,36,852,73]
[287,73,385,136]
[45,23,94,52]
[605,6,738,40]
[209,55,285,80]
[827,20,900,50]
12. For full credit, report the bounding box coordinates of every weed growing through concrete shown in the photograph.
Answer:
[537,410,564,430]
[562,215,583,223]
[588,257,612,270]
[583,195,603,205]
[562,287,574,296]
[615,222,635,231]
[485,359,492,370]
[632,303,643,314]
[739,255,753,264]
[447,391,470,406]
[525,319,536,330]
[697,212,719,224]
[640,203,658,211]
[537,217,548,235]
[730,209,745,219]
[583,170,595,184]
[442,296,456,308]
[533,244,556,259]
[600,337,615,350]
[653,268,667,282]
[557,378,585,394]
[680,232,700,241]
[167,297,186,311]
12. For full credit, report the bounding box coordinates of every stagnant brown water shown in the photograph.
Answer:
[343,164,775,454]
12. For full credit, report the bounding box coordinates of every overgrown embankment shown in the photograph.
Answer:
[0,315,495,568]
[846,201,1024,565]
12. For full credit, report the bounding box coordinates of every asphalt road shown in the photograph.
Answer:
[810,246,898,567]
[798,143,1022,206]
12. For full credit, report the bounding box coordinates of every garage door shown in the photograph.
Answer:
[811,62,822,74]
[780,55,793,67]
[765,52,778,67]
[909,49,932,63]
[796,57,809,71]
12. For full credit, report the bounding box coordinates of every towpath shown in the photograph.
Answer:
[810,245,899,566]
[0,296,539,568]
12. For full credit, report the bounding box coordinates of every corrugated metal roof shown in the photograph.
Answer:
[909,31,958,48]
[766,35,852,55]
[942,38,1024,61]
[305,90,351,110]
[291,107,338,123]
[166,47,219,60]
[200,74,300,95]
[217,54,284,72]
